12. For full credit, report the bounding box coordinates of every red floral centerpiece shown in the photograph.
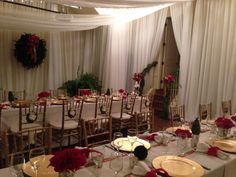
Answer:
[215,117,234,129]
[38,91,51,99]
[118,89,125,94]
[80,89,91,96]
[175,128,192,138]
[215,117,234,137]
[49,148,99,177]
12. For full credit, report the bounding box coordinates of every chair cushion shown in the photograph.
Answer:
[111,113,131,120]
[50,120,78,130]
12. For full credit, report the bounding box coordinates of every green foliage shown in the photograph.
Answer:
[191,118,201,135]
[60,72,101,97]
[8,91,15,102]
[139,61,158,95]
[78,73,101,91]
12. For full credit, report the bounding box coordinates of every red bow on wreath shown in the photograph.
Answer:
[27,34,40,63]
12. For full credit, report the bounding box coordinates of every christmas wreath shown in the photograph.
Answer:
[14,33,47,69]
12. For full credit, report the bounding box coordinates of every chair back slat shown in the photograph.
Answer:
[169,105,185,127]
[199,103,212,121]
[222,100,231,116]
[83,117,111,147]
[135,110,154,134]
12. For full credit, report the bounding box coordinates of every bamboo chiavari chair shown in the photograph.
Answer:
[14,100,47,132]
[97,96,113,118]
[222,100,232,116]
[0,89,6,102]
[50,99,83,149]
[111,94,136,132]
[134,110,154,134]
[82,117,112,147]
[169,105,185,127]
[1,126,52,167]
[11,90,26,100]
[199,103,212,121]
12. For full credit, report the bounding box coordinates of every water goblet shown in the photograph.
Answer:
[9,154,25,177]
[109,152,123,177]
[127,129,138,152]
[29,148,45,177]
[113,132,123,151]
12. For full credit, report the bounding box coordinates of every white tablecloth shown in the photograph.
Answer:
[1,98,141,131]
[0,131,235,177]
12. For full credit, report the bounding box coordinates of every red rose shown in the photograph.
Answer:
[133,73,142,82]
[175,128,192,138]
[118,89,125,94]
[38,91,51,98]
[164,74,175,84]
[81,89,91,96]
[207,147,219,156]
[215,117,234,129]
[145,168,170,177]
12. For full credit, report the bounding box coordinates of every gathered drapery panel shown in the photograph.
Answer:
[180,0,236,119]
[170,2,194,111]
[48,0,194,8]
[0,6,168,96]
[0,2,171,32]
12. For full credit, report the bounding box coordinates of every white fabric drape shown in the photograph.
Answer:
[49,0,194,8]
[0,2,171,32]
[0,7,168,97]
[182,0,236,119]
[170,2,194,107]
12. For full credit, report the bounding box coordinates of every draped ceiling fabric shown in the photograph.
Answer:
[0,1,170,96]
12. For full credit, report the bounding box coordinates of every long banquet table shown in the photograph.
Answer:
[0,131,235,177]
[1,97,142,131]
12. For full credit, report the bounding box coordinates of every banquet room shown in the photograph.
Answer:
[1,0,236,177]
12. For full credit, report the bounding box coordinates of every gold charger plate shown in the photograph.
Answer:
[22,155,58,177]
[111,137,151,152]
[51,100,63,105]
[152,156,204,177]
[208,139,236,153]
[201,119,215,125]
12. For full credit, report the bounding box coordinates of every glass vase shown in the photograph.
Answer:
[59,171,75,177]
[177,137,188,156]
[191,134,199,148]
[217,127,230,138]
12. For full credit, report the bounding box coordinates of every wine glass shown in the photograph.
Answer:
[9,154,25,177]
[127,129,137,152]
[91,146,105,168]
[29,148,45,177]
[109,152,123,177]
[113,132,123,151]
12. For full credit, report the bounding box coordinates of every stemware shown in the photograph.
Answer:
[9,154,25,177]
[91,146,105,168]
[109,152,123,177]
[29,148,45,177]
[127,129,138,152]
[113,132,123,151]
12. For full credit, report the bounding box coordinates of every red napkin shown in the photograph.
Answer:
[207,146,220,156]
[143,134,158,141]
[145,168,170,177]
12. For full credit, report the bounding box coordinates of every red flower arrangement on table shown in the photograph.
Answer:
[215,117,234,129]
[38,91,51,99]
[231,115,236,122]
[80,89,91,96]
[145,168,170,177]
[207,146,220,156]
[175,129,192,138]
[49,148,100,173]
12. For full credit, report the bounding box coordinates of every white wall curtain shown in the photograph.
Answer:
[0,6,168,97]
[170,2,194,109]
[182,0,236,119]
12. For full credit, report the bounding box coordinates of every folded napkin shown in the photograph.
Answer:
[196,143,230,160]
[132,161,170,177]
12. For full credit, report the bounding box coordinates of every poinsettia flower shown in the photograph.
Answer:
[164,74,175,84]
[215,117,234,129]
[133,73,142,82]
